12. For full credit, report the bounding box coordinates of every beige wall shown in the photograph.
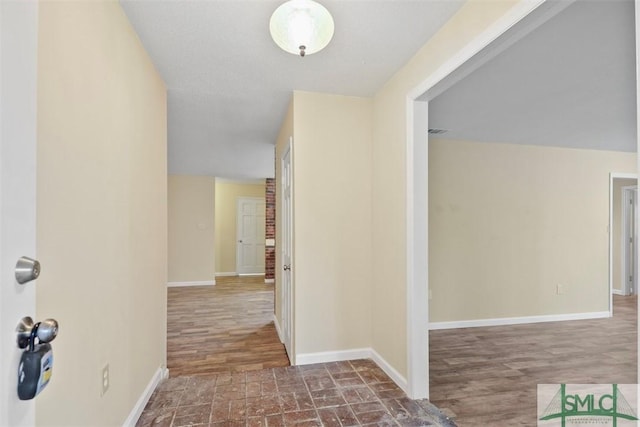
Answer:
[612,178,638,292]
[282,91,373,358]
[371,0,523,379]
[36,2,167,426]
[168,175,215,283]
[428,139,636,321]
[214,180,266,274]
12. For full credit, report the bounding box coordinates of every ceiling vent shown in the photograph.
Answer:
[428,128,448,135]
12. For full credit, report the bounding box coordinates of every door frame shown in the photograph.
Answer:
[621,185,638,296]
[405,0,582,399]
[235,196,266,275]
[608,173,638,311]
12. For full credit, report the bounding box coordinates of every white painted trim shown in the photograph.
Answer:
[370,349,409,396]
[613,288,625,296]
[238,273,265,277]
[122,366,169,427]
[420,0,574,102]
[408,0,548,101]
[265,278,274,284]
[405,98,429,400]
[272,314,283,343]
[429,311,610,330]
[167,280,215,287]
[294,348,408,395]
[295,348,372,366]
[215,272,237,277]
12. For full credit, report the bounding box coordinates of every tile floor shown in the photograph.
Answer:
[137,359,456,427]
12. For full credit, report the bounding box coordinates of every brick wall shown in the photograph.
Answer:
[265,178,276,280]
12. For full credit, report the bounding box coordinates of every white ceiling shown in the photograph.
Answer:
[430,0,637,152]
[120,0,466,179]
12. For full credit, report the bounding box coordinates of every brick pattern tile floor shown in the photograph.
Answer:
[137,359,456,427]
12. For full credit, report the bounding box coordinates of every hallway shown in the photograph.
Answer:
[140,276,456,426]
[167,276,289,377]
[137,360,456,427]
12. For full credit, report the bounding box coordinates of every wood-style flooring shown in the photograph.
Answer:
[429,295,638,426]
[167,276,290,377]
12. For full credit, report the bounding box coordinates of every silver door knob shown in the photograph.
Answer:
[16,317,59,349]
[283,265,291,271]
[15,256,40,284]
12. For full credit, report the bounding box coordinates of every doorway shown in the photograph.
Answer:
[609,174,638,307]
[407,0,640,401]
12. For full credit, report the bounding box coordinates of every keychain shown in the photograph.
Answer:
[17,319,58,400]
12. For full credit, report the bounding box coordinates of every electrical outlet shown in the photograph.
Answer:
[101,364,109,396]
[556,284,565,295]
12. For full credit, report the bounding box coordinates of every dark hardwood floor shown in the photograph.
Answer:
[167,276,290,377]
[429,295,638,426]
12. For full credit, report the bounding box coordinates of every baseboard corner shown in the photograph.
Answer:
[122,366,166,427]
[369,348,409,395]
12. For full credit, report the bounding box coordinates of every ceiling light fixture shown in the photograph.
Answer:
[269,0,334,57]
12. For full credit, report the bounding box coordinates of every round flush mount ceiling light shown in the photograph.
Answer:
[269,0,335,57]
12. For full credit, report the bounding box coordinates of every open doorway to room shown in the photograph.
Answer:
[610,174,639,298]
[412,0,638,424]
[166,176,288,377]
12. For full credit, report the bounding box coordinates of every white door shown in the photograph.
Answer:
[281,142,293,359]
[236,197,266,275]
[623,187,638,295]
[0,2,39,425]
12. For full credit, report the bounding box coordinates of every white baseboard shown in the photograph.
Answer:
[295,348,372,366]
[167,280,215,287]
[613,288,625,296]
[370,349,409,395]
[272,314,283,343]
[238,273,265,277]
[122,366,169,427]
[294,348,408,395]
[215,272,237,277]
[428,311,610,330]
[265,278,275,284]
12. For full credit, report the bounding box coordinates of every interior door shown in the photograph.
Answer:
[236,197,266,275]
[623,187,638,295]
[0,2,39,425]
[281,142,293,359]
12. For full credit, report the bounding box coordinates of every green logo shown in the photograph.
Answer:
[539,384,638,426]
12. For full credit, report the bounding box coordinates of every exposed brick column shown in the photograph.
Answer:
[265,178,276,281]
